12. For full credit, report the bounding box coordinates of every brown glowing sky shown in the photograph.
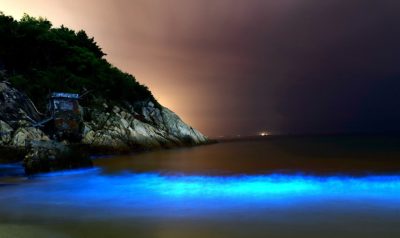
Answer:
[2,1,400,136]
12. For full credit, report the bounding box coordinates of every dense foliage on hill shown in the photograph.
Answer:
[0,13,156,110]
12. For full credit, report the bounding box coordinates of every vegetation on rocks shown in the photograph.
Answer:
[0,13,209,174]
[0,12,157,111]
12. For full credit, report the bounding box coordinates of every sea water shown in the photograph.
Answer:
[0,136,400,238]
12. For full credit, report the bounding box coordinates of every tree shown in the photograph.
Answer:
[0,13,157,110]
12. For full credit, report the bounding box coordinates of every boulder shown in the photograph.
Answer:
[11,127,49,147]
[23,140,92,174]
[0,120,13,145]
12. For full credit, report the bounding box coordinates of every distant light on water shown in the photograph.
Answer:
[259,131,270,136]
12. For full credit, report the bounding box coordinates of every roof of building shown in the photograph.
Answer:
[51,92,79,99]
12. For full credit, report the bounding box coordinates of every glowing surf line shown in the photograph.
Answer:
[1,170,399,219]
[31,170,400,200]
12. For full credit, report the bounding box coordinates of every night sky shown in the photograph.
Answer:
[2,1,400,136]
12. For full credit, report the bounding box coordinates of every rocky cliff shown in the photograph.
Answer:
[0,81,209,172]
[0,81,208,148]
[82,102,208,151]
[0,81,48,148]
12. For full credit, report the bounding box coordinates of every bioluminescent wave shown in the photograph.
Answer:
[5,170,400,200]
[0,169,399,220]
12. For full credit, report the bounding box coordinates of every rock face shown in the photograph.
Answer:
[0,81,41,128]
[0,120,13,145]
[0,81,208,150]
[12,127,50,147]
[0,81,209,173]
[0,82,49,148]
[82,102,208,150]
[24,140,92,175]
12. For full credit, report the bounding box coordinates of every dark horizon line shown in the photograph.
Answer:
[212,131,400,141]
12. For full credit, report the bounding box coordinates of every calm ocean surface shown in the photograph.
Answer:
[1,136,400,238]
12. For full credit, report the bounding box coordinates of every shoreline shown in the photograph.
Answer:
[0,139,216,175]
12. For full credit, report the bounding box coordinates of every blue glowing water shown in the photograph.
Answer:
[0,168,399,220]
[1,139,400,237]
